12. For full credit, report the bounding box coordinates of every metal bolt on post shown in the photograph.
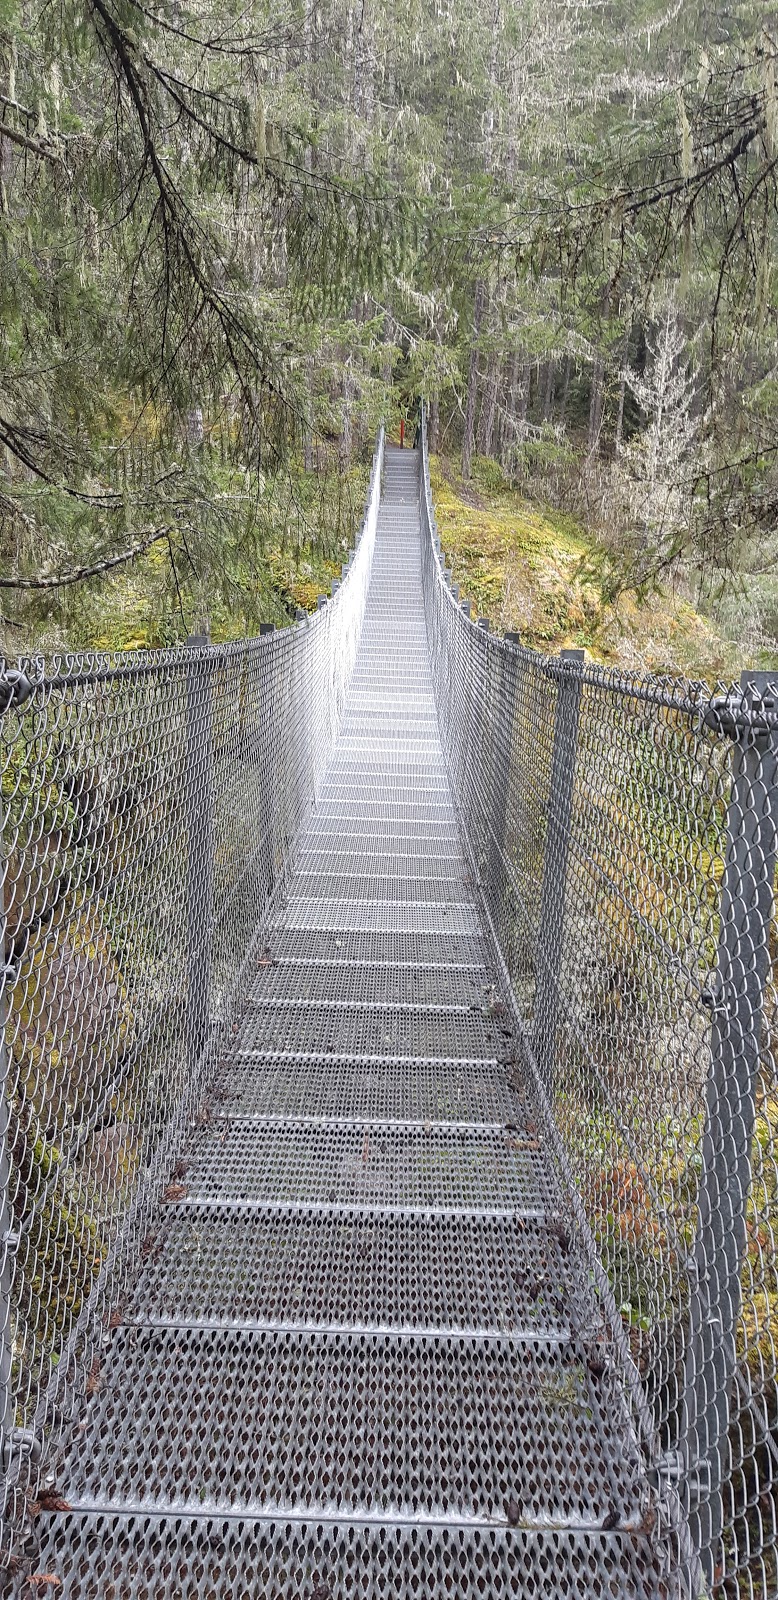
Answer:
[186,634,214,1073]
[679,671,778,1588]
[532,649,584,1093]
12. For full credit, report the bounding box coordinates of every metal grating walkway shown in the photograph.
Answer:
[23,447,662,1597]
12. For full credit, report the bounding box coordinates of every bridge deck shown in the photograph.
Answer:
[25,447,661,1596]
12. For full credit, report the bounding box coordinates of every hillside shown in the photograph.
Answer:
[430,454,777,680]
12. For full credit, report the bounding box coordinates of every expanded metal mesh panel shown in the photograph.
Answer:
[258,926,488,964]
[331,751,448,771]
[341,712,440,731]
[64,1327,641,1526]
[247,958,491,1006]
[295,843,466,869]
[287,871,467,904]
[233,1000,512,1059]
[181,1120,552,1215]
[306,830,463,854]
[127,1206,589,1337]
[320,764,451,784]
[311,799,458,824]
[273,899,482,933]
[213,1053,519,1125]
[6,1513,669,1600]
[418,416,778,1596]
[0,437,385,1531]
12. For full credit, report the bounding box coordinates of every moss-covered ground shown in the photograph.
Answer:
[430,453,773,679]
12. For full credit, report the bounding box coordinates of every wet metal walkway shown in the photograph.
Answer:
[23,447,662,1596]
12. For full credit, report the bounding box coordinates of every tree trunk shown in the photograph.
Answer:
[558,354,573,423]
[303,356,314,472]
[429,393,440,453]
[186,407,204,448]
[381,307,393,387]
[614,372,627,453]
[495,356,511,458]
[507,353,520,419]
[478,351,499,456]
[587,356,605,457]
[0,36,18,212]
[614,332,629,453]
[340,357,354,469]
[462,280,485,480]
[542,359,555,422]
[517,361,530,424]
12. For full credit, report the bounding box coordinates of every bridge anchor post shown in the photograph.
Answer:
[679,671,778,1591]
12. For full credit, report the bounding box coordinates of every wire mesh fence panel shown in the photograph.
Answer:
[0,433,383,1540]
[419,412,778,1599]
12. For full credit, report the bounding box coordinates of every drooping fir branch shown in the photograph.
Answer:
[475,42,778,346]
[0,525,176,589]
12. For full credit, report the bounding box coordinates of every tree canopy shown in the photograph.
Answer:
[1,1,777,660]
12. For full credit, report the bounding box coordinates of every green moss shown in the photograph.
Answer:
[430,453,749,677]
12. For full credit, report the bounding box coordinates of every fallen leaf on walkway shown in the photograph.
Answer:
[25,1576,62,1591]
[585,1350,608,1379]
[549,1220,571,1253]
[506,1499,521,1526]
[162,1182,188,1203]
[31,1491,70,1515]
[85,1357,102,1397]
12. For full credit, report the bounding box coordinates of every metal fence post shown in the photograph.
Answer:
[1,675,40,1523]
[532,649,584,1093]
[679,671,778,1587]
[489,635,522,954]
[186,634,214,1073]
[1,800,14,1491]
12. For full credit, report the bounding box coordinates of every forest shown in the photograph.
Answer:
[1,1,778,676]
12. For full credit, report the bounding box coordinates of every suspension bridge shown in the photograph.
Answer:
[1,426,777,1598]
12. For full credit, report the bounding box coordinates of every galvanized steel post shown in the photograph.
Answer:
[491,633,522,952]
[0,673,39,1518]
[0,789,14,1484]
[680,671,778,1586]
[532,649,584,1093]
[186,634,214,1072]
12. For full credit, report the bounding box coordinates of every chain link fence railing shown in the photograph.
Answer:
[419,411,778,1599]
[0,430,384,1545]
